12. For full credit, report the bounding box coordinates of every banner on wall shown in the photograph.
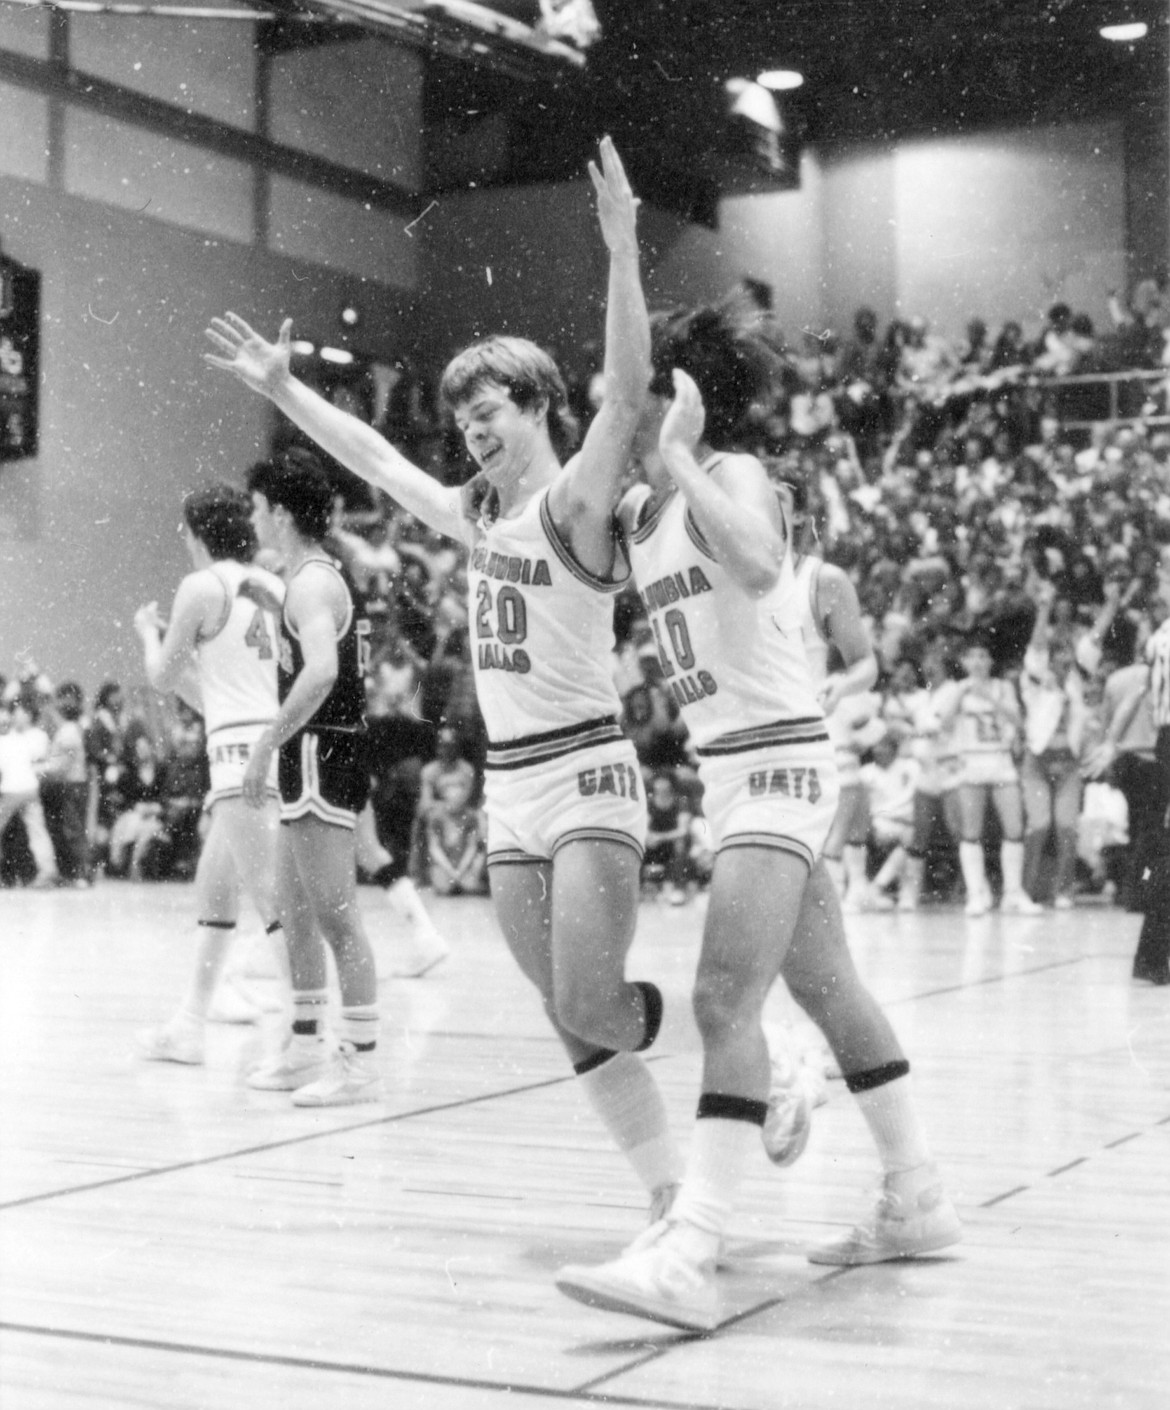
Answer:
[0,253,40,461]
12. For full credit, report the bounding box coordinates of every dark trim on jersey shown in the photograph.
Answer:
[281,556,353,643]
[695,716,829,756]
[487,824,644,868]
[718,832,815,870]
[484,714,624,770]
[551,826,643,861]
[538,491,630,595]
[206,718,275,739]
[629,483,676,542]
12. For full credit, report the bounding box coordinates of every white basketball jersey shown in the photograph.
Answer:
[621,459,824,754]
[468,489,626,749]
[936,679,1017,756]
[196,561,284,739]
[791,554,831,686]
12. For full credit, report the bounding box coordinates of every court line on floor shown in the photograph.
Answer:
[885,954,1086,1007]
[0,960,1086,1217]
[0,1319,761,1410]
[0,1071,586,1214]
[979,1111,1170,1209]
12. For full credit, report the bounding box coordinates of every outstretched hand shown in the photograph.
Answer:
[204,312,292,396]
[589,135,639,258]
[658,368,706,462]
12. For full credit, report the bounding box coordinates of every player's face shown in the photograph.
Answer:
[454,382,543,484]
[250,492,278,551]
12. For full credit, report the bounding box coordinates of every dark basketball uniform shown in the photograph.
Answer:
[277,557,371,829]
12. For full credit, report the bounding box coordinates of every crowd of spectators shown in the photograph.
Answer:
[7,277,1170,911]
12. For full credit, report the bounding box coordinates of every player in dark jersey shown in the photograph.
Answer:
[241,450,382,1106]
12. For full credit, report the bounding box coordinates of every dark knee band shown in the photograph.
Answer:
[696,1091,768,1126]
[265,920,283,934]
[634,980,663,1052]
[197,920,236,930]
[844,1058,910,1094]
[573,1047,617,1076]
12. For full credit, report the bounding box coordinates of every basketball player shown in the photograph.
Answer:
[934,630,1041,916]
[779,476,885,912]
[205,139,682,1205]
[240,450,383,1106]
[134,484,289,1065]
[555,302,959,1333]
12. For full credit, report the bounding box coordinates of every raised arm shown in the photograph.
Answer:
[656,369,786,596]
[204,314,469,547]
[548,138,649,561]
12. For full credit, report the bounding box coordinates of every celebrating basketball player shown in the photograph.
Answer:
[205,139,682,1211]
[555,300,960,1333]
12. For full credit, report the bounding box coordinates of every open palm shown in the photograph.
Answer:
[204,312,292,395]
[589,135,639,258]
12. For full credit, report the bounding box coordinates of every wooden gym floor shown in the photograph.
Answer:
[0,880,1167,1410]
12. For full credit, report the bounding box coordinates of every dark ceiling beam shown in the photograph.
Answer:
[0,44,420,215]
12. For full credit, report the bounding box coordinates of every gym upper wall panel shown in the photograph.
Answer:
[0,80,50,185]
[893,118,1126,342]
[267,37,421,190]
[63,108,254,245]
[267,174,417,289]
[69,15,257,131]
[0,7,50,59]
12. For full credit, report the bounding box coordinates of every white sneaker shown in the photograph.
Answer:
[138,1021,204,1065]
[247,1035,334,1091]
[392,928,450,979]
[1000,890,1042,916]
[555,1218,719,1332]
[207,978,264,1025]
[964,889,989,917]
[1053,894,1074,911]
[761,1043,813,1167]
[291,1042,381,1107]
[807,1163,962,1266]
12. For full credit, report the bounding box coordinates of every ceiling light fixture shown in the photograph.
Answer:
[319,347,355,365]
[758,69,804,92]
[1099,21,1148,41]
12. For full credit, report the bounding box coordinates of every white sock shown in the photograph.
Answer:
[1000,839,1026,895]
[843,844,869,896]
[670,1115,761,1244]
[959,841,988,897]
[576,1052,681,1196]
[853,1074,933,1174]
[291,987,330,1039]
[340,1003,379,1053]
